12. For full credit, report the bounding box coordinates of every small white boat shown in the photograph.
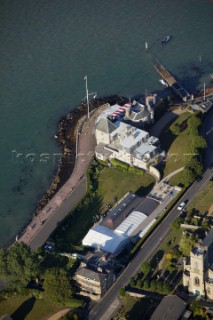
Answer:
[159,79,168,87]
[161,35,171,44]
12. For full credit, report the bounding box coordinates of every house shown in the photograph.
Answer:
[183,228,213,300]
[150,295,187,320]
[124,97,156,128]
[74,251,114,300]
[95,108,163,171]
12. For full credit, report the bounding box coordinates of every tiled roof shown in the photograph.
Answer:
[95,118,117,134]
[76,267,106,283]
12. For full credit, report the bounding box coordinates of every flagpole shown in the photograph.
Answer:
[84,75,90,119]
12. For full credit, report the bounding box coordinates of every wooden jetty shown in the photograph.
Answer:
[154,62,191,101]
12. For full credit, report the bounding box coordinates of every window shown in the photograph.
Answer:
[194,277,200,286]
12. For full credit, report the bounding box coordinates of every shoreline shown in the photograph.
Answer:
[35,95,127,215]
[14,95,127,247]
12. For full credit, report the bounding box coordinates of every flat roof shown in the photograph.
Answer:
[134,143,156,158]
[136,198,159,216]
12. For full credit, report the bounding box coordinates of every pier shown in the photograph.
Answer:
[154,62,191,101]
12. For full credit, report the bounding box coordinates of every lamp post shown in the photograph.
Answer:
[83,75,97,119]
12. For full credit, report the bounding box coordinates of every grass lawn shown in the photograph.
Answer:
[159,113,194,178]
[0,296,64,320]
[115,296,159,320]
[97,167,155,212]
[187,180,213,215]
[53,167,154,251]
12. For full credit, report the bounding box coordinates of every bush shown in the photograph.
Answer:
[150,280,157,291]
[157,281,163,292]
[119,288,126,297]
[128,166,144,175]
[110,159,129,170]
[143,280,150,289]
[136,279,142,288]
[163,282,171,293]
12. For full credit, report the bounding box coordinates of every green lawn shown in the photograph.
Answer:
[97,167,155,211]
[187,180,213,215]
[159,113,194,178]
[0,296,64,320]
[115,296,159,320]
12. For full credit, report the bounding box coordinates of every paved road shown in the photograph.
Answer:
[88,167,213,320]
[88,106,213,320]
[29,178,86,250]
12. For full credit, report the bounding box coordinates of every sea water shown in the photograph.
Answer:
[0,0,212,246]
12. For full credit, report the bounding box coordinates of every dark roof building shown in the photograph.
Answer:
[150,295,186,320]
[100,193,143,230]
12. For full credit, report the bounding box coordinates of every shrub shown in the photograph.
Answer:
[143,280,150,289]
[119,287,126,297]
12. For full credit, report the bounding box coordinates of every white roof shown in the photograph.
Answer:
[139,219,156,238]
[82,225,128,255]
[135,143,157,158]
[115,211,147,237]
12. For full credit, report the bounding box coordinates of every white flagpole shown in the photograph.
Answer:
[84,75,90,119]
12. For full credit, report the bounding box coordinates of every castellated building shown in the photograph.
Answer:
[94,98,165,171]
[183,229,213,301]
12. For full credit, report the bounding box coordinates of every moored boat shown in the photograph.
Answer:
[161,35,171,44]
[159,79,168,87]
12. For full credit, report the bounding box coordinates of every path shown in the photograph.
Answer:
[150,108,186,138]
[48,308,71,320]
[160,167,184,182]
[18,104,109,250]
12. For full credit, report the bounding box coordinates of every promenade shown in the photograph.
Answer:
[18,104,109,250]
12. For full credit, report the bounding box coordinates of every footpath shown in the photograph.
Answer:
[18,104,109,250]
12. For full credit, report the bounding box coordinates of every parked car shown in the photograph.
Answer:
[177,201,186,211]
[44,243,55,251]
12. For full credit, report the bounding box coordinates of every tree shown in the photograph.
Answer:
[157,281,163,292]
[150,280,157,291]
[0,248,8,277]
[163,282,171,293]
[43,268,73,304]
[136,279,142,288]
[188,115,202,133]
[6,242,39,290]
[171,217,182,231]
[140,262,151,275]
[130,277,136,287]
[119,287,126,297]
[179,236,195,256]
[190,301,205,317]
[143,280,150,289]
[180,167,196,186]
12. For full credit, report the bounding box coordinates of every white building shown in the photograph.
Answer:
[95,105,163,170]
[82,225,129,255]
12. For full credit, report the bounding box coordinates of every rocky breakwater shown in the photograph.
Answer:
[35,95,127,214]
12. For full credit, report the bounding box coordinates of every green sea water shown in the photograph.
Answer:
[0,0,212,246]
